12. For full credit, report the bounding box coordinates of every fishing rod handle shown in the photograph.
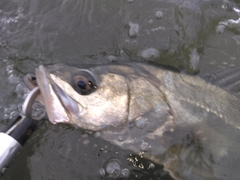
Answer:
[0,116,36,175]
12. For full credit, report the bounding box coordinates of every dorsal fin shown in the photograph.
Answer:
[202,67,240,98]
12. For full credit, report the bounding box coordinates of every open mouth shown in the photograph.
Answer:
[24,66,80,125]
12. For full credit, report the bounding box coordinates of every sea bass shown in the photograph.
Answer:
[24,62,240,180]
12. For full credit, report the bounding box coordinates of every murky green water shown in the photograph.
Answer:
[1,0,240,179]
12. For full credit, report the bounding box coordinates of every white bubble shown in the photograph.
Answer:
[8,74,20,84]
[227,19,240,28]
[216,24,225,34]
[99,168,105,177]
[140,48,160,60]
[1,167,7,174]
[6,65,13,71]
[3,114,9,121]
[135,116,148,129]
[32,109,46,120]
[94,131,101,138]
[128,22,139,38]
[148,19,153,24]
[7,70,13,75]
[108,55,117,62]
[93,144,98,148]
[83,139,90,146]
[148,163,155,169]
[151,26,166,32]
[9,111,19,120]
[33,102,44,109]
[4,108,11,114]
[2,58,7,63]
[118,136,123,141]
[121,168,130,178]
[23,93,29,99]
[104,159,122,178]
[10,105,18,111]
[32,102,46,120]
[16,84,24,95]
[232,35,240,45]
[140,141,151,152]
[82,133,88,138]
[174,25,180,33]
[190,48,199,70]
[156,11,163,19]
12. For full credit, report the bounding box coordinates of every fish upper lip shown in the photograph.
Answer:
[35,65,80,124]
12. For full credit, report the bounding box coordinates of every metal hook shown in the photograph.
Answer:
[22,87,40,119]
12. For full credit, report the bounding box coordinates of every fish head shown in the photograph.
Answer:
[24,63,170,131]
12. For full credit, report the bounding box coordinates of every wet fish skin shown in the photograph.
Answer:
[25,62,240,180]
[33,63,171,131]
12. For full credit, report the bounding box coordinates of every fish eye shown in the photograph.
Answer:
[73,70,97,95]
[77,80,87,90]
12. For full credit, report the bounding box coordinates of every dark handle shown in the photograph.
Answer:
[2,116,36,146]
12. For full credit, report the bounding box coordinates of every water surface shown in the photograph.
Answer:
[1,0,240,179]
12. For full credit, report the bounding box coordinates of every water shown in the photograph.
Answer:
[0,0,240,179]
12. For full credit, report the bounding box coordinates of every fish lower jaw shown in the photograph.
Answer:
[48,113,72,124]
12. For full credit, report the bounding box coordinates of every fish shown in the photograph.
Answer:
[24,62,240,180]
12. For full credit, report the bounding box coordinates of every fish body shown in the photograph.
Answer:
[25,62,240,180]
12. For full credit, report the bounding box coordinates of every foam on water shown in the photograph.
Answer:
[217,1,240,33]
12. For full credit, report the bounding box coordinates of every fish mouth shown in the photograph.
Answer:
[27,65,80,124]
